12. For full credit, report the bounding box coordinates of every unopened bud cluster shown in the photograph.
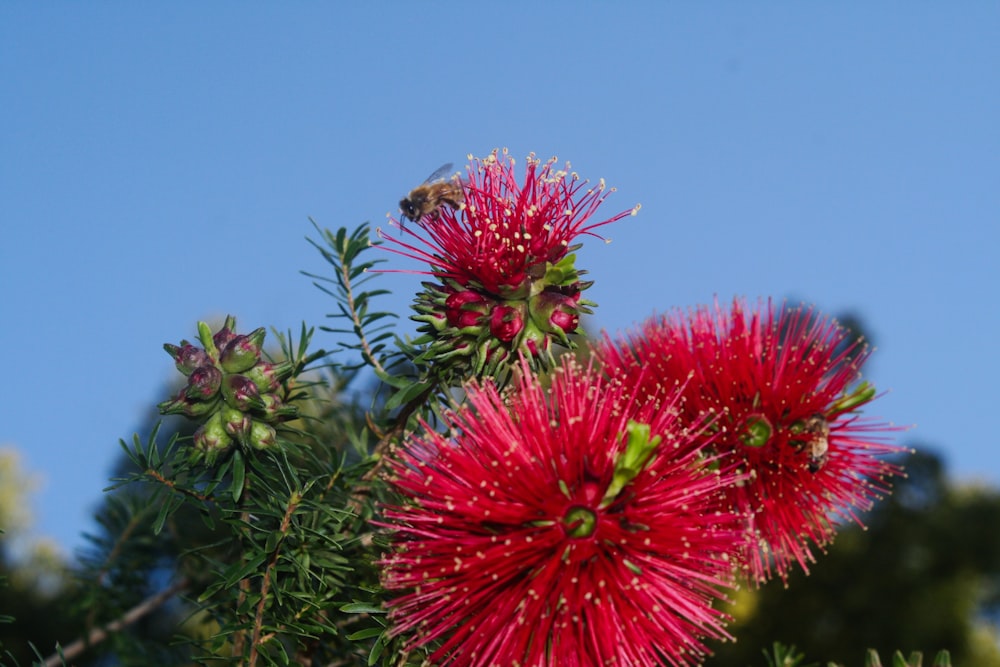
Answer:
[411,253,593,381]
[158,316,297,463]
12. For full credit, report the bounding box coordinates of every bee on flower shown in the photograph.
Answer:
[382,149,639,384]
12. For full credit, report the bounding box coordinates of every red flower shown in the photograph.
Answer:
[384,149,638,299]
[389,150,638,382]
[597,298,906,583]
[380,357,744,667]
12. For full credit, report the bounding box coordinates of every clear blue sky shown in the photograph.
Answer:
[2,4,997,556]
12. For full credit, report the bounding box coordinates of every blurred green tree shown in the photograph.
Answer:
[707,447,1000,667]
[0,448,81,665]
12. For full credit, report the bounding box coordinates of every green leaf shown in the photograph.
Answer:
[368,632,387,666]
[232,449,246,503]
[384,379,434,412]
[221,552,269,589]
[340,602,385,614]
[152,493,179,535]
[346,627,383,641]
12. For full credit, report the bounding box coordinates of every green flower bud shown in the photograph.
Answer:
[211,315,239,351]
[257,394,299,422]
[163,342,210,376]
[243,361,292,393]
[221,375,266,411]
[220,406,252,442]
[529,290,580,339]
[219,327,267,374]
[184,365,223,401]
[248,420,277,450]
[193,412,234,463]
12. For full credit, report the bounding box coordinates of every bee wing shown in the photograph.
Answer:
[424,162,455,184]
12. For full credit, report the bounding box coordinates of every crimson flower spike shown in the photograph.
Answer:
[597,298,908,584]
[379,355,746,667]
[380,149,639,384]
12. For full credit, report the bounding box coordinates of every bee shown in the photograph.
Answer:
[792,413,831,473]
[398,163,465,229]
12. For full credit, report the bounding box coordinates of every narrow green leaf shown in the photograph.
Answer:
[152,494,179,535]
[221,552,268,588]
[346,627,383,641]
[232,450,246,503]
[340,602,384,614]
[368,632,386,666]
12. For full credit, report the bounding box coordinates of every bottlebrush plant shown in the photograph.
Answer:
[36,150,925,667]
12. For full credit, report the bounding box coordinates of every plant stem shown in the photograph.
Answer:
[41,578,189,667]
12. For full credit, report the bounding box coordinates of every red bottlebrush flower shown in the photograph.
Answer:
[380,357,744,667]
[385,150,638,382]
[384,149,639,298]
[597,298,906,583]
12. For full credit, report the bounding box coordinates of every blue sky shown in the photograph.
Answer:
[1,4,997,556]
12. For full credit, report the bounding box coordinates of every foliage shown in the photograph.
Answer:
[2,155,992,665]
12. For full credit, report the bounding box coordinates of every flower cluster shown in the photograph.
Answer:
[597,299,905,582]
[380,357,744,667]
[158,316,297,463]
[384,149,639,382]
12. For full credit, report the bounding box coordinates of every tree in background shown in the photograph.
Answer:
[707,448,1000,666]
[0,449,80,664]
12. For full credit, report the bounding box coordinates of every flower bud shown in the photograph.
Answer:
[184,365,223,401]
[220,328,267,374]
[221,375,265,411]
[220,406,252,441]
[248,420,277,450]
[445,290,491,329]
[530,290,580,337]
[243,361,293,393]
[489,304,524,343]
[212,315,239,351]
[193,413,234,463]
[164,342,211,376]
[257,394,299,422]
